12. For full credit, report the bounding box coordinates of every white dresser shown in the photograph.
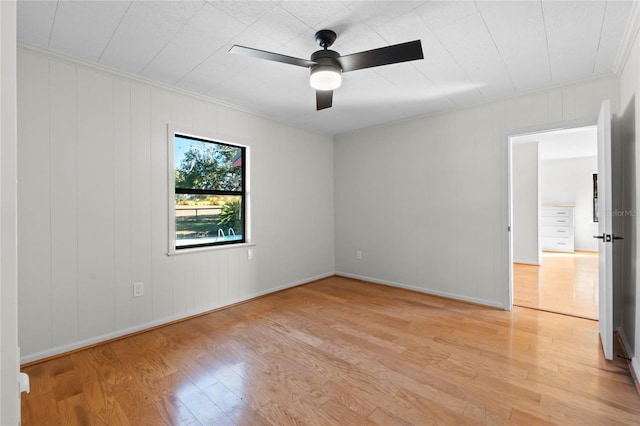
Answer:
[541,206,574,252]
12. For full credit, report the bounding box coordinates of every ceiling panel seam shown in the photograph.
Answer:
[97,0,133,63]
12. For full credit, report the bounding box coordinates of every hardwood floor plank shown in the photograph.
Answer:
[322,378,379,417]
[21,276,640,425]
[367,407,416,426]
[52,368,84,402]
[399,375,469,415]
[80,377,128,425]
[200,381,252,422]
[508,407,552,425]
[151,394,202,426]
[463,402,512,425]
[176,384,234,425]
[166,353,219,392]
[258,401,303,426]
[396,387,478,425]
[535,393,629,425]
[529,364,640,411]
[56,393,93,426]
[21,391,62,425]
[318,398,373,425]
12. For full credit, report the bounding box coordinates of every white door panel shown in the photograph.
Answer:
[597,99,613,360]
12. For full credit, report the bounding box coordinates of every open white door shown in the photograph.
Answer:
[596,100,613,360]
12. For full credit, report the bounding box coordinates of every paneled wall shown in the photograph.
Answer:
[335,75,619,307]
[618,14,640,375]
[17,48,335,362]
[512,142,540,264]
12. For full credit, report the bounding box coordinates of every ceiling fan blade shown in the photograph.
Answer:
[316,90,333,110]
[229,45,315,68]
[338,40,423,73]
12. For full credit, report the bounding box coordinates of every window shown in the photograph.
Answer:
[169,130,246,252]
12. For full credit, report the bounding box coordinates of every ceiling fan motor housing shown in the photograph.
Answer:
[310,49,341,71]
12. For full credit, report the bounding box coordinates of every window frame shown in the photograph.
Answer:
[168,126,249,255]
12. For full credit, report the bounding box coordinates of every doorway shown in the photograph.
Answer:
[509,124,599,319]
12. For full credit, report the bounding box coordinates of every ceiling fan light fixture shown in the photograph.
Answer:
[310,64,342,91]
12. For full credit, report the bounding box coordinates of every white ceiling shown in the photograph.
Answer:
[512,125,597,160]
[17,1,635,135]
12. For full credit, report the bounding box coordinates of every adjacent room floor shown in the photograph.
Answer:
[514,251,599,320]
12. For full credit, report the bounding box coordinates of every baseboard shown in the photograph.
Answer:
[335,272,503,309]
[617,326,634,358]
[20,271,335,365]
[632,358,640,398]
[615,328,640,398]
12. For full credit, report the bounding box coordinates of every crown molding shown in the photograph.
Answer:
[613,0,640,75]
[16,43,334,138]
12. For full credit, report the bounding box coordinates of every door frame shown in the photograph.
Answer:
[503,118,597,311]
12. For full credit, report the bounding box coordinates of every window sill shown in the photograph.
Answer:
[167,242,256,256]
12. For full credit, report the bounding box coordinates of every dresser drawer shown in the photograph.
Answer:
[541,208,571,217]
[543,237,574,252]
[541,216,572,226]
[542,225,572,237]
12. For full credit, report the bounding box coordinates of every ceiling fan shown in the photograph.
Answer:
[229,30,424,111]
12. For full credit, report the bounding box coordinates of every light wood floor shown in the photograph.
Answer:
[514,251,599,320]
[21,276,639,425]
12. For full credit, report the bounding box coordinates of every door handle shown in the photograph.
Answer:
[593,233,620,242]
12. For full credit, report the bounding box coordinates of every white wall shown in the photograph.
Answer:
[1,2,19,424]
[618,4,640,381]
[335,75,619,308]
[512,142,540,264]
[17,47,335,362]
[540,156,598,251]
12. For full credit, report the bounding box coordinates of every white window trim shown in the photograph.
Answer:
[167,125,251,256]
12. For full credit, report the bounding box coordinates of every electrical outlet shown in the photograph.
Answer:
[356,250,362,260]
[247,248,254,260]
[133,282,144,298]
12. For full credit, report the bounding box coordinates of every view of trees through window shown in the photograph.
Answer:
[173,134,245,249]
